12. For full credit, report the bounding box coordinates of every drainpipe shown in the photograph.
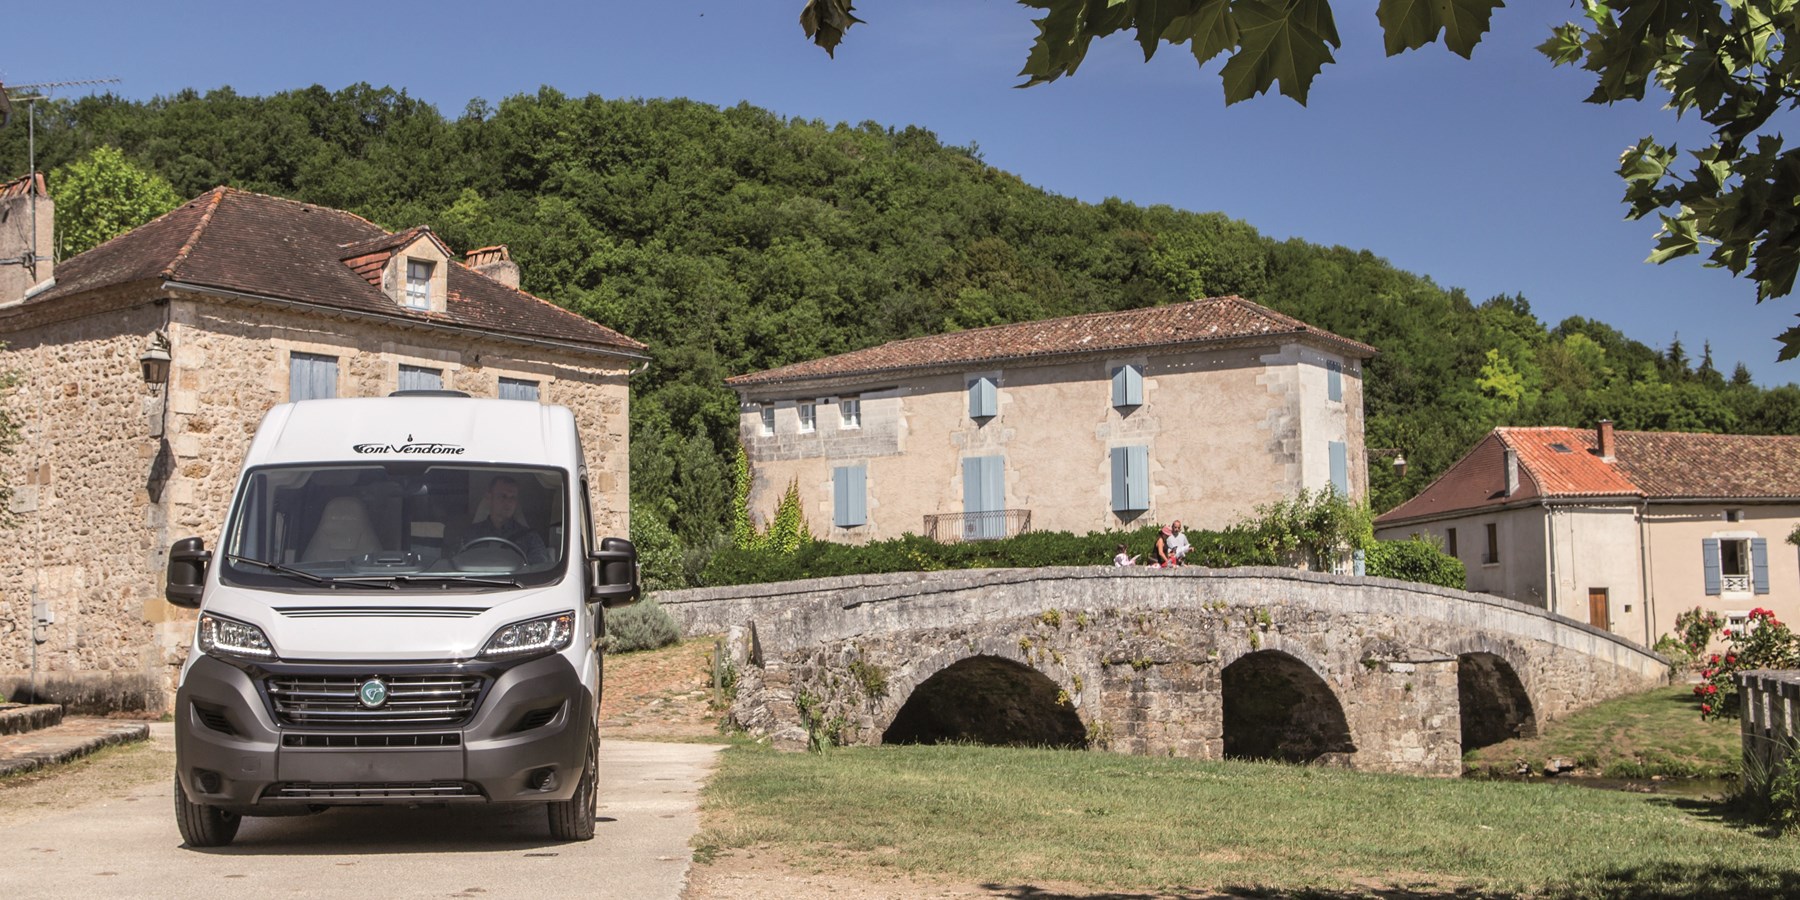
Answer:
[1541,499,1557,615]
[1638,501,1655,646]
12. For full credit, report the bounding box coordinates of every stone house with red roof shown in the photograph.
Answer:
[1374,421,1800,647]
[0,180,646,710]
[727,296,1376,545]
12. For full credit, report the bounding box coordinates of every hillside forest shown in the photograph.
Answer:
[5,85,1799,583]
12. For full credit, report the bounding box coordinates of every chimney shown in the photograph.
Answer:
[464,245,520,290]
[0,173,54,303]
[1503,448,1519,497]
[1597,419,1615,462]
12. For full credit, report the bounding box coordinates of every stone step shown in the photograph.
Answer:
[0,716,151,777]
[0,703,64,735]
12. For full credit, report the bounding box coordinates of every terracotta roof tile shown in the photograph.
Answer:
[20,188,644,355]
[727,296,1377,388]
[1377,426,1800,525]
[0,173,47,200]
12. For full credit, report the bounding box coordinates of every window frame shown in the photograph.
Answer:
[798,402,817,434]
[840,397,861,429]
[758,406,775,437]
[404,259,434,310]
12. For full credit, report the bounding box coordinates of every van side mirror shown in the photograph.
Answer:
[166,537,212,608]
[587,537,641,608]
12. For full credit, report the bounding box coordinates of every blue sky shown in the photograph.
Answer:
[8,1,1797,384]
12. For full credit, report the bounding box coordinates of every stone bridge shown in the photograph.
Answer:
[654,567,1669,775]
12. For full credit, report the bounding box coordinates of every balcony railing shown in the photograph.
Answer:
[1722,573,1752,593]
[922,509,1032,543]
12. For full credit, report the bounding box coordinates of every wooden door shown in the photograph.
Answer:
[1588,588,1610,631]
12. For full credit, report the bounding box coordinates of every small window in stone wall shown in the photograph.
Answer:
[399,364,443,392]
[499,377,539,402]
[405,259,433,309]
[289,352,338,401]
[759,406,775,436]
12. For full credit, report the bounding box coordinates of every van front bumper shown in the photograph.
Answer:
[174,652,593,815]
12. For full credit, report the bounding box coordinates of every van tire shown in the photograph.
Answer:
[547,737,597,841]
[174,774,242,847]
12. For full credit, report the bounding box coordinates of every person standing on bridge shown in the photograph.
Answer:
[1152,526,1174,568]
[1166,520,1191,566]
[1113,543,1139,567]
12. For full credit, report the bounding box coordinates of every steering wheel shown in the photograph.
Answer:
[456,535,528,564]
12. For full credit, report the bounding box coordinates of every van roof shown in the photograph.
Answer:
[246,397,581,469]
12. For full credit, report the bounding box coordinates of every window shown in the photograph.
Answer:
[1445,527,1458,559]
[798,402,816,434]
[1704,537,1769,595]
[840,397,861,429]
[498,377,539,402]
[1328,441,1348,496]
[1484,523,1499,565]
[398,364,443,392]
[962,455,1006,539]
[289,352,338,401]
[759,406,775,437]
[968,376,997,419]
[405,259,433,309]
[1111,364,1143,408]
[1110,445,1150,513]
[1327,360,1343,403]
[833,464,867,528]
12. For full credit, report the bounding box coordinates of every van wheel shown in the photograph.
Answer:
[547,738,597,841]
[174,774,242,847]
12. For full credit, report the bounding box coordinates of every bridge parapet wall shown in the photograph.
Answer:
[655,568,1668,773]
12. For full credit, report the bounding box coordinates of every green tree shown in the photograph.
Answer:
[800,1,1800,359]
[49,145,182,258]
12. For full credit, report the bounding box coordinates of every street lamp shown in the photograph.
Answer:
[1370,448,1407,478]
[139,331,171,386]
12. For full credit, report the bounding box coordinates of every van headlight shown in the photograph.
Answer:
[197,613,276,660]
[481,612,575,659]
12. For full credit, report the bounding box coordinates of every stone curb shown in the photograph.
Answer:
[0,704,65,735]
[0,720,151,777]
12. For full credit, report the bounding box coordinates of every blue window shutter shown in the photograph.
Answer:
[1111,365,1142,407]
[1127,445,1149,510]
[1111,447,1129,512]
[968,377,996,418]
[849,465,867,526]
[499,377,539,401]
[834,467,850,528]
[1753,537,1771,594]
[399,365,442,392]
[982,457,1005,513]
[1327,361,1343,402]
[963,457,984,514]
[1329,441,1348,496]
[1702,538,1721,595]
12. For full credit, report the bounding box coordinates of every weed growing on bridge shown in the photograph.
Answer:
[1039,609,1062,628]
[846,660,887,700]
[1073,611,1090,630]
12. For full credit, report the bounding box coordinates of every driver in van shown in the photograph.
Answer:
[463,475,551,565]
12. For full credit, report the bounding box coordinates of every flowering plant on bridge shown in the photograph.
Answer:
[1695,608,1800,721]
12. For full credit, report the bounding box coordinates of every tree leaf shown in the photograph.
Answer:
[1134,0,1201,61]
[1168,0,1240,66]
[1377,0,1501,58]
[1219,0,1338,105]
[800,0,864,58]
[1778,318,1800,362]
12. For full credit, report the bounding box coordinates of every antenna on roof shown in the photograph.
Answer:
[0,77,123,280]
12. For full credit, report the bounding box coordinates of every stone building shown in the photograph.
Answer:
[0,181,646,711]
[1374,422,1800,647]
[728,296,1376,544]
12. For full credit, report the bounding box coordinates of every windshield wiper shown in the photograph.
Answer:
[334,573,523,589]
[226,554,353,587]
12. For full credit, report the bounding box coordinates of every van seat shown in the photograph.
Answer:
[302,497,383,562]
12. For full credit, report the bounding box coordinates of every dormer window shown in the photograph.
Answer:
[405,260,433,309]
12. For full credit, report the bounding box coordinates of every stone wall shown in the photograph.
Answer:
[0,289,631,712]
[656,568,1669,774]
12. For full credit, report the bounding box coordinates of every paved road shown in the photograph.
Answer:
[6,724,724,900]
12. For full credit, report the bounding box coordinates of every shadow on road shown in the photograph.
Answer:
[182,807,619,856]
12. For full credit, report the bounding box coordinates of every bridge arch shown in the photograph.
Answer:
[1457,651,1537,751]
[1221,649,1356,764]
[876,637,1088,749]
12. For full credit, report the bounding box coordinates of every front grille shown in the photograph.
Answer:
[274,606,486,619]
[266,674,484,726]
[263,781,483,801]
[282,733,461,748]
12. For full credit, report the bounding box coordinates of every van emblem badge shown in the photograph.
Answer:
[352,437,466,455]
[358,679,389,709]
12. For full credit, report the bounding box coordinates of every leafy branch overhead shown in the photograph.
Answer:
[799,1,1800,362]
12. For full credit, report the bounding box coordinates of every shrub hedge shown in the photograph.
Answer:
[698,524,1464,590]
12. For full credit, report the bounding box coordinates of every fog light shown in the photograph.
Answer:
[194,769,222,793]
[529,767,558,793]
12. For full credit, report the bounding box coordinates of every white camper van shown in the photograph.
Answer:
[163,393,639,847]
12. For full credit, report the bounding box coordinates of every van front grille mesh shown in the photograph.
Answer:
[265,674,483,726]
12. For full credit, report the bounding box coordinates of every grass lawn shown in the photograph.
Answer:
[696,742,1799,898]
[1464,684,1740,779]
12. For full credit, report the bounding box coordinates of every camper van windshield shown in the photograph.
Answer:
[218,463,570,591]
